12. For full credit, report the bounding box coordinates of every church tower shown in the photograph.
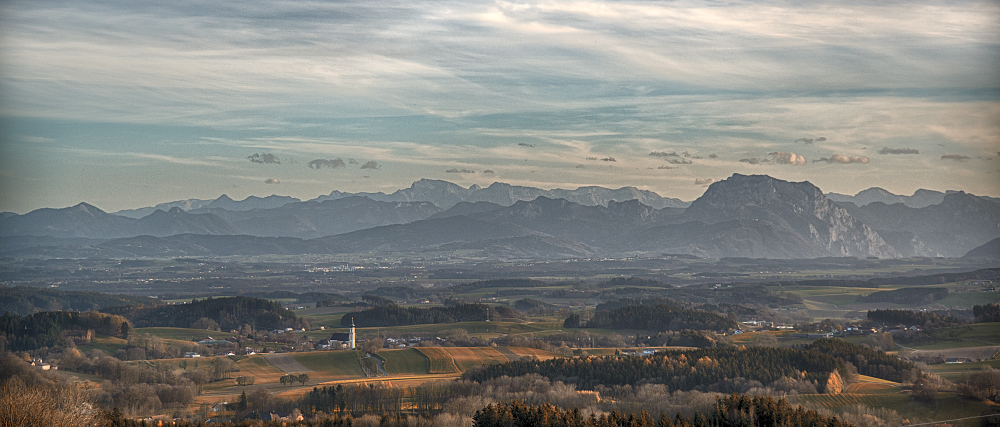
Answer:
[349,319,356,350]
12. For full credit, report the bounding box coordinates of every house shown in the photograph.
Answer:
[30,358,52,370]
[806,333,833,339]
[184,352,201,358]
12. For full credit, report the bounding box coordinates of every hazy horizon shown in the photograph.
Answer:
[2,0,998,213]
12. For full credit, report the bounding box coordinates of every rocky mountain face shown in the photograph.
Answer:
[315,179,688,209]
[841,192,1000,257]
[680,174,898,258]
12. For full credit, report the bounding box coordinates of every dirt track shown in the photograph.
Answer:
[263,353,312,374]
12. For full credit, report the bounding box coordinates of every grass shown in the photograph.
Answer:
[378,348,431,376]
[443,347,510,371]
[78,336,128,355]
[854,375,899,385]
[791,388,994,427]
[925,359,1000,381]
[289,351,366,380]
[135,327,234,341]
[231,355,286,384]
[416,347,461,374]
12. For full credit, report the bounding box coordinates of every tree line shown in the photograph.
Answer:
[856,287,948,304]
[865,309,963,328]
[473,395,854,427]
[0,286,155,316]
[101,296,302,331]
[973,303,1000,323]
[805,338,919,383]
[0,310,130,352]
[564,303,738,332]
[463,347,850,393]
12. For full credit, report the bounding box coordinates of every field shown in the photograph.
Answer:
[443,347,511,371]
[290,351,367,380]
[416,347,461,374]
[925,359,1000,381]
[134,327,235,341]
[378,348,431,375]
[791,390,994,427]
[507,346,562,360]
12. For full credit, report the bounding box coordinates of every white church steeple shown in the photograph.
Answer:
[349,318,356,350]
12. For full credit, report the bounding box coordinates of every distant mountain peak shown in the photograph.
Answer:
[685,174,897,258]
[72,202,103,213]
[311,179,689,209]
[826,187,958,209]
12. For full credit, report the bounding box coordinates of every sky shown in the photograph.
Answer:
[1,0,998,214]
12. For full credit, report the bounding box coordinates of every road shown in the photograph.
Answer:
[366,353,387,376]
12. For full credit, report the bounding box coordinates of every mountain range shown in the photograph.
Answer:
[2,175,998,259]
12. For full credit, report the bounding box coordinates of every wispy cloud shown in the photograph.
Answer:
[814,154,869,164]
[1,0,999,212]
[941,154,972,161]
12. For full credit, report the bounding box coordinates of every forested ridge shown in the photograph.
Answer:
[101,296,299,331]
[0,286,155,316]
[474,395,854,427]
[805,339,919,383]
[464,347,849,393]
[856,287,948,304]
[341,303,522,327]
[565,303,738,332]
[0,310,131,352]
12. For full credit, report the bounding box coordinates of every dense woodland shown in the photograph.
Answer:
[0,286,155,316]
[464,347,850,393]
[473,396,854,427]
[101,296,302,331]
[973,303,1000,323]
[856,287,948,304]
[804,339,919,383]
[0,310,131,352]
[565,303,738,332]
[341,303,522,327]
